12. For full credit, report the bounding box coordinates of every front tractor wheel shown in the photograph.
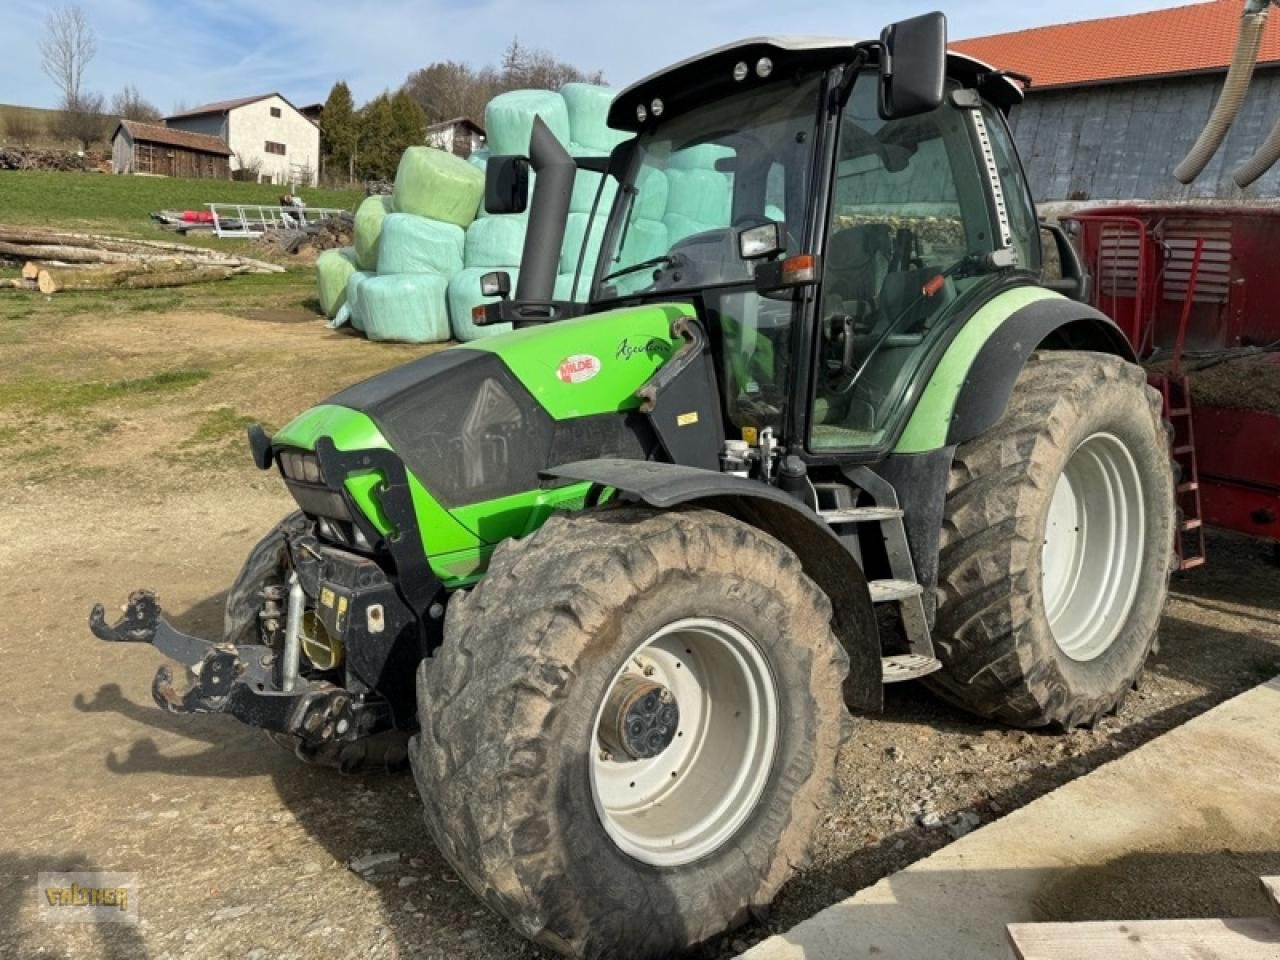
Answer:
[411,507,850,959]
[928,351,1175,728]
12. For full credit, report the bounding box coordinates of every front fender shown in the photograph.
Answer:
[544,459,883,712]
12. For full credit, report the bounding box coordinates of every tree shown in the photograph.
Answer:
[111,84,161,122]
[40,5,106,150]
[390,89,427,159]
[320,81,358,183]
[500,37,604,90]
[357,94,396,180]
[1,110,43,145]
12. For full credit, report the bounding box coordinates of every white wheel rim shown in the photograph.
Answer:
[589,617,779,867]
[1041,432,1146,661]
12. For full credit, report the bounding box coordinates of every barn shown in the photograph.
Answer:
[953,0,1280,202]
[111,120,232,180]
[426,117,486,159]
[166,94,321,187]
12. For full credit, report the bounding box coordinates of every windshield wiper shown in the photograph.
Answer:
[602,255,674,283]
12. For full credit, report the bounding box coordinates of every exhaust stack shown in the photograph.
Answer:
[515,116,576,303]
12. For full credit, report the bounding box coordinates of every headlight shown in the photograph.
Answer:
[278,449,325,485]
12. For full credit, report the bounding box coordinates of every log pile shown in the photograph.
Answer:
[0,147,97,172]
[0,224,284,292]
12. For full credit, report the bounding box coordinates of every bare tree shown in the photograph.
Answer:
[111,84,162,123]
[41,6,96,106]
[41,5,106,150]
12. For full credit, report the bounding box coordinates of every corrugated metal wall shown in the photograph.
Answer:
[1009,68,1280,201]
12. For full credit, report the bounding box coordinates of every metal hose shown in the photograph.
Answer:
[1233,113,1280,187]
[1173,4,1270,184]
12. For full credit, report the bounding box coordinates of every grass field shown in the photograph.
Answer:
[0,103,78,150]
[0,170,363,239]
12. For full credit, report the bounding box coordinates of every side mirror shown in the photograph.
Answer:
[484,156,530,215]
[738,222,784,260]
[480,270,512,299]
[879,12,948,121]
[1040,221,1091,303]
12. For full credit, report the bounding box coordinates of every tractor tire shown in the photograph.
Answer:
[225,511,411,774]
[926,351,1175,729]
[411,506,850,960]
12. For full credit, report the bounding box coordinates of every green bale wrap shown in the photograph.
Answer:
[560,83,628,152]
[467,148,490,171]
[621,218,669,265]
[634,167,670,221]
[359,273,452,343]
[669,143,735,171]
[393,147,486,228]
[485,89,570,156]
[346,270,377,331]
[448,267,516,341]
[316,246,358,319]
[377,213,465,277]
[664,212,718,246]
[666,167,732,225]
[354,196,394,270]
[555,272,586,302]
[569,144,618,215]
[464,215,527,268]
[560,211,607,275]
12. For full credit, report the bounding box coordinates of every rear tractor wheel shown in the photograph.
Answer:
[411,507,850,959]
[928,351,1175,728]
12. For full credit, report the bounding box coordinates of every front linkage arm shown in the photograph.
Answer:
[89,591,388,745]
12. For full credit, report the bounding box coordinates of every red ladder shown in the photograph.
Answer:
[1155,372,1206,570]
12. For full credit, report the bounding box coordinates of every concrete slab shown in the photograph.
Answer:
[743,677,1280,960]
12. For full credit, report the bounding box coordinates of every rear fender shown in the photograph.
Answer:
[544,458,883,712]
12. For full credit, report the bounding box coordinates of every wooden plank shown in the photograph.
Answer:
[1008,917,1280,960]
[1263,878,1280,915]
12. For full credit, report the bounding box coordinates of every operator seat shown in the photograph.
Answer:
[824,223,892,319]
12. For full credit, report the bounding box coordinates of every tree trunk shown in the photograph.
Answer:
[37,263,241,294]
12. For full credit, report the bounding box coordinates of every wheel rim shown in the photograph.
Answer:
[1041,432,1146,661]
[589,617,779,867]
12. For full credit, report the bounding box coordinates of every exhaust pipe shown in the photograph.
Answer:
[1173,0,1271,185]
[515,116,575,303]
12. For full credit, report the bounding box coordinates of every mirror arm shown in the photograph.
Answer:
[837,46,874,106]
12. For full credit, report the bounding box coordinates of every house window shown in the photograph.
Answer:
[270,107,282,118]
[265,141,286,156]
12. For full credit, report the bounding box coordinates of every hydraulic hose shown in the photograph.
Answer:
[1173,1,1271,185]
[1233,114,1280,187]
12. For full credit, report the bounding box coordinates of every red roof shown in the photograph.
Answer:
[166,93,318,127]
[115,120,232,156]
[952,0,1280,91]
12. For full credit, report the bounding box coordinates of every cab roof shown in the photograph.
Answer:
[608,35,1024,132]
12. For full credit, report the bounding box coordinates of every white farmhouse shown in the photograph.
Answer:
[166,94,320,187]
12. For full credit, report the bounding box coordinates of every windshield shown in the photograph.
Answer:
[594,74,824,300]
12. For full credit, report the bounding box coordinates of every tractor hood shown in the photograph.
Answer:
[273,303,694,514]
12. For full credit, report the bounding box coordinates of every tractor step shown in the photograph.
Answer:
[869,579,925,603]
[819,506,904,524]
[881,653,943,683]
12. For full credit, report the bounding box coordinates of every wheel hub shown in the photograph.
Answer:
[598,674,680,760]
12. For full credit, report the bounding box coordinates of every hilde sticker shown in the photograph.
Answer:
[557,354,601,384]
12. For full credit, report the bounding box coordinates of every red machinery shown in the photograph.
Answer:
[1063,205,1280,568]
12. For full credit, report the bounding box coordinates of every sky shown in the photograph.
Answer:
[3,0,1201,113]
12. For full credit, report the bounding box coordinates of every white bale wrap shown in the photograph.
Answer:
[485,89,570,156]
[448,267,517,341]
[354,195,395,270]
[315,246,358,319]
[392,147,486,228]
[377,213,465,277]
[358,273,452,343]
[464,215,528,268]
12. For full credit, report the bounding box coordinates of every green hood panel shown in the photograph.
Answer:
[462,302,693,420]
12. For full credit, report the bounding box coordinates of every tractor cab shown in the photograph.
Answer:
[483,20,1036,460]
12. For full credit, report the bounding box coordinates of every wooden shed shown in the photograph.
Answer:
[111,120,232,180]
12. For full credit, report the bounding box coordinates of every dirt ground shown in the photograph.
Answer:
[1,281,1278,960]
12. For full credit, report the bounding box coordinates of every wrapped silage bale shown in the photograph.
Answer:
[448,267,517,341]
[668,143,735,171]
[555,272,585,302]
[315,246,358,320]
[464,215,527,268]
[485,89,570,156]
[392,147,486,229]
[344,270,377,331]
[569,145,618,215]
[358,273,452,344]
[667,167,732,225]
[468,148,490,172]
[620,218,669,265]
[560,83,628,152]
[355,196,395,271]
[560,211,608,276]
[377,213,465,278]
[634,167,670,221]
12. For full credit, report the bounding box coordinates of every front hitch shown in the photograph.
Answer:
[88,591,389,746]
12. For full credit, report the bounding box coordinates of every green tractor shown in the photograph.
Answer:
[92,14,1174,959]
